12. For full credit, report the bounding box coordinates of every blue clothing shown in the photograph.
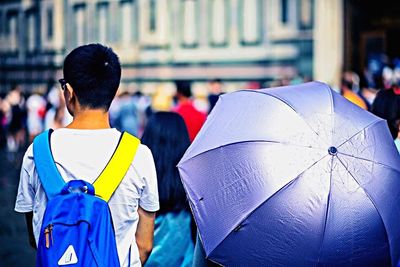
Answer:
[192,233,219,267]
[110,96,139,136]
[395,138,400,154]
[145,211,194,267]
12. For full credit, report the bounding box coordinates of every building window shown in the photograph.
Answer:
[26,10,36,51]
[6,11,18,51]
[281,0,288,24]
[120,0,133,44]
[47,7,53,39]
[149,0,156,32]
[97,3,109,43]
[74,4,86,46]
[182,0,198,47]
[0,11,3,36]
[240,0,261,45]
[210,0,227,46]
[299,0,312,29]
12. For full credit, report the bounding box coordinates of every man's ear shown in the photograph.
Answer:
[64,83,77,117]
[65,83,74,102]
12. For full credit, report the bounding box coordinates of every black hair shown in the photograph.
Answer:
[141,112,190,215]
[372,89,400,139]
[63,43,121,110]
[10,83,19,91]
[210,78,222,84]
[341,78,353,90]
[175,80,192,98]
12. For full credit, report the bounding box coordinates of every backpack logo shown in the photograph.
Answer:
[58,245,78,265]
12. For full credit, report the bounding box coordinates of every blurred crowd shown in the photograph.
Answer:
[0,83,73,153]
[339,54,400,152]
[1,57,399,156]
[0,77,258,153]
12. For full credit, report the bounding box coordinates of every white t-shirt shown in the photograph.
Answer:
[15,128,159,267]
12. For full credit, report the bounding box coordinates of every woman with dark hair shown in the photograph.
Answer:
[142,112,194,267]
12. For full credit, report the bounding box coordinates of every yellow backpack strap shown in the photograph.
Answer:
[93,132,140,202]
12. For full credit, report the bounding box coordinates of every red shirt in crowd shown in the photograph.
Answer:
[173,101,206,142]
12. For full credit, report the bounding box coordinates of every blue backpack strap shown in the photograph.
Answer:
[33,129,65,200]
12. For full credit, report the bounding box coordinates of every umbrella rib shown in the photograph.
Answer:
[335,155,391,258]
[215,154,330,251]
[338,152,400,173]
[325,81,335,116]
[336,118,383,148]
[179,140,326,165]
[247,90,325,142]
[326,83,335,144]
[317,156,334,264]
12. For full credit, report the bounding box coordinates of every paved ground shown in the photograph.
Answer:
[0,149,35,267]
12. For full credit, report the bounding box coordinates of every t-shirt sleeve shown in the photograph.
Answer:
[138,145,159,212]
[15,149,35,213]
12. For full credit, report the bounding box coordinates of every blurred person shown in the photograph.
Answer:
[207,79,223,114]
[269,75,292,88]
[44,88,72,130]
[14,43,159,266]
[152,85,174,112]
[45,81,59,110]
[371,75,400,140]
[364,59,385,91]
[44,85,60,129]
[0,96,7,149]
[26,88,47,142]
[192,88,209,114]
[358,75,379,111]
[132,91,152,137]
[393,58,400,82]
[280,76,292,86]
[245,81,262,90]
[366,53,388,81]
[5,84,26,152]
[340,71,367,110]
[110,88,139,136]
[289,77,303,85]
[395,119,400,154]
[173,80,206,142]
[268,79,285,88]
[268,76,296,88]
[142,112,194,267]
[382,66,397,90]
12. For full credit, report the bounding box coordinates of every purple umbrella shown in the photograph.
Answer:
[178,82,400,266]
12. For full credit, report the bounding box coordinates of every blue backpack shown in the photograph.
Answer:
[33,129,140,267]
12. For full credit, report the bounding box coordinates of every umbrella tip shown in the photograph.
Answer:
[328,146,338,156]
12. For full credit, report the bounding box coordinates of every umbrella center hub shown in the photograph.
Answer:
[328,146,338,156]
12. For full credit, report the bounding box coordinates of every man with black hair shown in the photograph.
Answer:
[15,44,159,266]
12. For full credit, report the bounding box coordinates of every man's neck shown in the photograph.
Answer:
[66,109,111,130]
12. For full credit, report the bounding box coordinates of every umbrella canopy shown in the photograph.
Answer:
[178,82,400,266]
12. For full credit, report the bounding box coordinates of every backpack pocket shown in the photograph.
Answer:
[37,221,98,267]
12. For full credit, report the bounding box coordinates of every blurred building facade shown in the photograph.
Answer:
[0,0,318,93]
[2,0,397,94]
